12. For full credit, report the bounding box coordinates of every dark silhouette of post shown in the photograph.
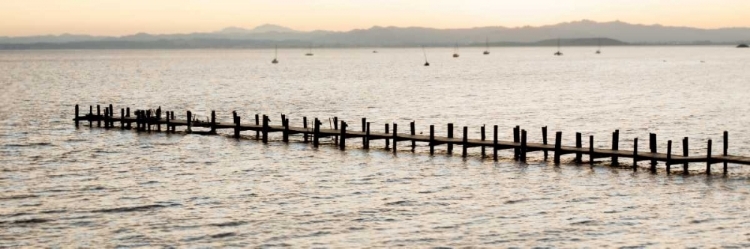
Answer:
[649,133,657,172]
[411,121,417,152]
[392,123,397,153]
[666,140,672,174]
[462,126,469,158]
[633,138,638,171]
[429,125,435,155]
[493,125,498,161]
[542,126,548,160]
[575,132,582,163]
[724,131,728,175]
[706,139,712,175]
[447,123,454,155]
[554,132,562,164]
[74,105,79,127]
[340,121,347,150]
[612,130,619,166]
[683,137,689,174]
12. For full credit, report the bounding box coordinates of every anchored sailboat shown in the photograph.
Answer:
[453,43,460,58]
[483,38,490,55]
[595,38,601,54]
[554,38,563,56]
[305,44,314,56]
[423,46,431,66]
[272,45,279,64]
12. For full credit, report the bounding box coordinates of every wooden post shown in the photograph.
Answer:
[340,121,347,150]
[103,108,108,128]
[365,122,371,150]
[313,118,320,147]
[589,135,594,165]
[385,123,390,150]
[554,132,562,164]
[156,108,161,131]
[255,114,260,140]
[649,133,657,171]
[706,139,712,175]
[210,111,216,134]
[481,125,486,157]
[303,117,308,143]
[520,129,527,162]
[411,121,416,152]
[262,115,269,143]
[283,118,289,142]
[120,108,125,130]
[186,111,192,133]
[232,111,237,123]
[612,130,619,166]
[542,126,548,161]
[333,117,339,145]
[146,110,151,132]
[723,131,728,175]
[88,105,93,127]
[234,116,241,138]
[429,125,435,155]
[667,140,672,174]
[513,126,520,160]
[392,123,397,153]
[74,105,79,127]
[362,118,367,146]
[126,107,131,129]
[493,125,498,161]
[575,132,582,163]
[447,123,454,155]
[166,109,171,132]
[633,138,638,172]
[96,105,101,127]
[683,137,689,175]
[462,126,468,158]
[109,104,114,128]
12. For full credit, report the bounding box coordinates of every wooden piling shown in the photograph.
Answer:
[97,105,101,127]
[589,135,594,165]
[313,118,320,147]
[513,126,520,160]
[362,118,367,146]
[234,116,241,138]
[365,122,371,150]
[554,132,562,164]
[650,133,657,171]
[447,123,453,154]
[481,125,486,157]
[612,130,619,166]
[493,125,498,161]
[120,108,125,130]
[262,115,269,143]
[633,138,638,171]
[303,117,308,142]
[166,109,171,132]
[724,131,728,175]
[109,104,114,127]
[542,126,548,161]
[520,129,527,162]
[88,105,93,127]
[666,140,672,174]
[283,118,289,142]
[186,111,192,133]
[411,121,416,152]
[683,137,689,174]
[209,111,216,134]
[429,125,435,155]
[126,107,131,129]
[707,139,712,175]
[462,126,468,158]
[385,123,390,150]
[146,110,151,132]
[74,105,79,127]
[392,123,397,153]
[575,132,582,163]
[103,108,109,129]
[340,121,347,150]
[333,117,339,145]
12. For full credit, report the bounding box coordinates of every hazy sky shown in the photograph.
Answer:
[1,0,749,36]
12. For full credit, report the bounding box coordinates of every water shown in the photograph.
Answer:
[1,47,749,247]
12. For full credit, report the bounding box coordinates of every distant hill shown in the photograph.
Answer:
[0,20,749,49]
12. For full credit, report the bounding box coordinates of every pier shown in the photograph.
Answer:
[74,104,750,175]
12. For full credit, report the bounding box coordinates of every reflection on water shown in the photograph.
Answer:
[1,48,749,247]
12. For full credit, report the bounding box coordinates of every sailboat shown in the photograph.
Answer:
[595,38,601,54]
[554,38,563,56]
[483,38,490,55]
[305,44,314,56]
[453,43,460,58]
[272,45,279,64]
[422,46,430,66]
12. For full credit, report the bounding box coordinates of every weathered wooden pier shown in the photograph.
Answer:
[74,104,750,175]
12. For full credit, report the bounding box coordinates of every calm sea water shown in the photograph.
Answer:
[1,47,749,247]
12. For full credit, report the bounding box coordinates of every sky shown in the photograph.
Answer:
[1,0,749,36]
